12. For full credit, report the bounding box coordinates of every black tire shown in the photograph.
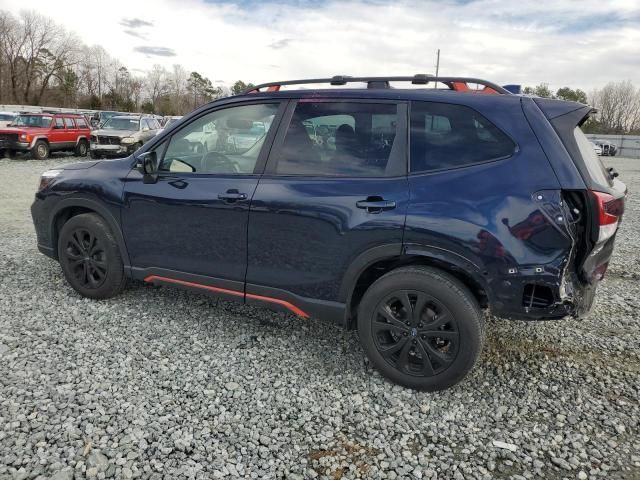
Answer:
[31,140,49,160]
[75,139,89,157]
[90,150,100,159]
[357,266,483,391]
[57,213,126,299]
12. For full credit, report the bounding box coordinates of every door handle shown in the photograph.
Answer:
[218,190,248,201]
[356,198,396,213]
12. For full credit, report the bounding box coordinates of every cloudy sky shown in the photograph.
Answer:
[2,0,639,90]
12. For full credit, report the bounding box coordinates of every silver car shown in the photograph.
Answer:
[90,116,161,158]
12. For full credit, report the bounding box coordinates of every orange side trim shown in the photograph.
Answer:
[144,275,244,297]
[143,275,309,318]
[246,293,310,319]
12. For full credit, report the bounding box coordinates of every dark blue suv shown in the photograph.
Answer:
[31,76,626,391]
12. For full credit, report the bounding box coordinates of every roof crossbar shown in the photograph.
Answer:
[244,75,511,94]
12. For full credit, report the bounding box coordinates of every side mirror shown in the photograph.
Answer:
[137,151,159,184]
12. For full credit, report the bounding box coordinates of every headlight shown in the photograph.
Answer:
[120,137,135,144]
[38,169,62,191]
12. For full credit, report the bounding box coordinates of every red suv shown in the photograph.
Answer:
[0,113,91,160]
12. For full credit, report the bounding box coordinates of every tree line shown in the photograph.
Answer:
[0,10,254,115]
[1,9,638,133]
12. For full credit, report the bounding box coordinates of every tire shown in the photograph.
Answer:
[31,140,49,160]
[357,266,483,391]
[75,139,89,157]
[90,150,100,159]
[57,213,126,299]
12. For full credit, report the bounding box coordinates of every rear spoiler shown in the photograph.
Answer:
[533,97,595,124]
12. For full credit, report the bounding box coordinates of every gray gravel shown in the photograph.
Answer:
[0,153,639,480]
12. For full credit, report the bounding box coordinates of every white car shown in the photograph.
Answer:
[591,142,602,156]
[0,112,17,128]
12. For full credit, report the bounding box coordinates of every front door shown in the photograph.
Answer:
[246,100,409,318]
[121,101,284,290]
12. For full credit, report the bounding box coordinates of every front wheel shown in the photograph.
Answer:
[31,140,49,160]
[58,213,126,299]
[357,266,483,391]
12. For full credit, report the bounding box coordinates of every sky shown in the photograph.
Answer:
[2,0,639,91]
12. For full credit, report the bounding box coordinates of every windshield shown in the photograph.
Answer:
[166,118,181,128]
[13,115,53,128]
[102,118,140,131]
[0,114,16,121]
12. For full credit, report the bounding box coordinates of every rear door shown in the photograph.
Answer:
[63,117,77,149]
[246,99,409,318]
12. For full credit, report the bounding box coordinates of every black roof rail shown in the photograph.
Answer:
[244,75,511,94]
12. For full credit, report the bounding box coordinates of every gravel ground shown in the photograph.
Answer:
[0,153,638,480]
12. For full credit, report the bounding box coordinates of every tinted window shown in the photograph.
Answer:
[574,127,611,187]
[64,118,75,128]
[159,103,278,175]
[76,117,88,128]
[410,101,516,173]
[273,102,402,177]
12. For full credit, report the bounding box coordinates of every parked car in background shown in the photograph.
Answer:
[89,115,161,158]
[158,116,183,133]
[30,75,626,391]
[90,111,124,128]
[0,113,90,159]
[0,111,17,128]
[593,140,617,156]
[591,142,603,156]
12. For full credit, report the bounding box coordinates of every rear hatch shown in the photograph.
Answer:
[534,98,626,285]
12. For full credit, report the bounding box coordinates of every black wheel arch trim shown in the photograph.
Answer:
[49,196,130,266]
[340,243,491,322]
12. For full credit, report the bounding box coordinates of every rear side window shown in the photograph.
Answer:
[573,127,611,188]
[410,101,516,173]
[272,102,404,177]
[76,117,88,128]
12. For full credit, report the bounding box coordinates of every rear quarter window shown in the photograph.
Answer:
[573,127,611,188]
[410,101,516,173]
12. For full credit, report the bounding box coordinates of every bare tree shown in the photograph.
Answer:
[146,64,170,111]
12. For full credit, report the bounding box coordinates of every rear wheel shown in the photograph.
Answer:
[31,140,49,160]
[357,266,483,391]
[58,213,125,299]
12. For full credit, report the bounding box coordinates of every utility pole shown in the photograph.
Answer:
[435,49,440,79]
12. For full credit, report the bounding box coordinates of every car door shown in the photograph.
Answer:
[63,117,77,149]
[49,117,66,147]
[246,99,409,319]
[121,101,284,292]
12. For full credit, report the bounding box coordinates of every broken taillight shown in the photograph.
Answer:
[591,191,624,243]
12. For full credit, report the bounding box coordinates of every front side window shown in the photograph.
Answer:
[55,118,64,129]
[273,102,402,177]
[13,115,53,128]
[64,118,75,128]
[410,101,516,173]
[159,103,279,175]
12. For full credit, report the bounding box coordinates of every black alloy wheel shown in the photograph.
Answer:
[58,213,125,299]
[62,228,108,289]
[372,290,459,376]
[357,266,483,391]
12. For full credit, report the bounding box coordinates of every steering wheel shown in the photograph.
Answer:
[203,151,240,173]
